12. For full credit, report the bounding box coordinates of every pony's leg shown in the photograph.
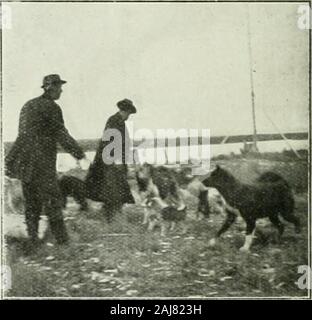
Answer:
[240,219,256,252]
[269,214,285,236]
[198,190,209,219]
[209,208,237,247]
[216,209,237,237]
[281,212,301,234]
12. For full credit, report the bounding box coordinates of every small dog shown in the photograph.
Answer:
[4,214,49,240]
[145,196,188,236]
[135,164,187,235]
[4,176,24,214]
[178,168,227,219]
[135,164,228,234]
[58,175,88,211]
[203,165,301,251]
[173,166,211,218]
[4,176,48,239]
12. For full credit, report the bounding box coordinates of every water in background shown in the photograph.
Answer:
[57,139,308,172]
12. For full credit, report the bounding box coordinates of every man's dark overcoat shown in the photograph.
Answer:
[5,93,85,182]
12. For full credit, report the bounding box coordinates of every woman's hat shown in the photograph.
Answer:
[117,99,137,114]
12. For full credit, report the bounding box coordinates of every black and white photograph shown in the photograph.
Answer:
[0,0,310,300]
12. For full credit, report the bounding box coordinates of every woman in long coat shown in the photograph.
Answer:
[85,99,136,221]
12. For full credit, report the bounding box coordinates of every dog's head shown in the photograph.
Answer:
[135,163,153,192]
[171,166,196,187]
[135,164,179,199]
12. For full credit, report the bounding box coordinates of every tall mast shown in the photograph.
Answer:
[246,4,258,151]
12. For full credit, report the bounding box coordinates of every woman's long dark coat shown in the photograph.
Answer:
[85,112,135,209]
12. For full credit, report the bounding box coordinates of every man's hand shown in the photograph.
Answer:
[77,157,91,170]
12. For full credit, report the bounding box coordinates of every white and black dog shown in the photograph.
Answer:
[135,164,228,236]
[4,176,24,215]
[135,164,188,236]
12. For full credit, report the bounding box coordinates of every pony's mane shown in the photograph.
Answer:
[216,167,238,185]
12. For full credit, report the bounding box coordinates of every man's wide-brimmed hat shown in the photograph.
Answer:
[41,74,67,88]
[117,99,137,114]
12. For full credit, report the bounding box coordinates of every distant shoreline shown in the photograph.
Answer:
[3,132,309,154]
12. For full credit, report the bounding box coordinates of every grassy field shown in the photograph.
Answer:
[4,157,310,298]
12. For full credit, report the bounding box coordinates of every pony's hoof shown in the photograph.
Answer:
[208,238,216,247]
[239,246,250,253]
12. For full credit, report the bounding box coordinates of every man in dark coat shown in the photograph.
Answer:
[5,74,86,245]
[85,99,136,222]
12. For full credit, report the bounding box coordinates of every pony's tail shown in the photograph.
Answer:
[257,171,290,188]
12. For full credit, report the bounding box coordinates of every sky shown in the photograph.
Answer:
[2,2,310,142]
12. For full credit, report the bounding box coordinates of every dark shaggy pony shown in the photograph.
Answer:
[202,165,301,251]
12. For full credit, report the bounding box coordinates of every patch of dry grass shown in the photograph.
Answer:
[4,158,309,298]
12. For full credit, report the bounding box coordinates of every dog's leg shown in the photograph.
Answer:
[80,201,88,211]
[172,189,186,211]
[160,219,170,237]
[6,188,16,214]
[60,193,67,209]
[151,197,169,210]
[142,207,149,225]
[5,178,19,214]
[181,223,188,235]
[78,186,88,211]
[170,221,176,231]
[147,217,157,231]
[175,194,186,211]
[240,219,256,252]
[77,194,88,211]
[209,208,237,247]
[160,222,166,237]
